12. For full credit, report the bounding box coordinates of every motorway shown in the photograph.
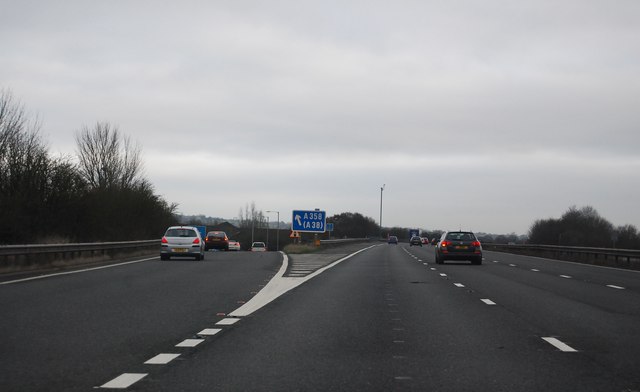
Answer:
[1,243,639,391]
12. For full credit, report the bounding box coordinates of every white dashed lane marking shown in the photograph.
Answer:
[216,318,240,326]
[198,328,222,336]
[100,373,147,389]
[606,285,625,290]
[175,339,204,348]
[144,353,181,365]
[543,337,578,352]
[454,283,465,288]
[481,299,497,305]
[560,275,572,279]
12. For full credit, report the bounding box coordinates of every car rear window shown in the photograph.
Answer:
[165,228,197,237]
[446,232,475,241]
[207,232,227,238]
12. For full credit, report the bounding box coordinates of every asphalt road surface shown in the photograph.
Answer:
[1,243,639,391]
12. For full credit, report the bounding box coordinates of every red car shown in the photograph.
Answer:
[205,231,229,251]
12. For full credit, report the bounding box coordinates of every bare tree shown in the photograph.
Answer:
[0,89,69,243]
[0,89,47,196]
[75,122,143,190]
[0,89,24,157]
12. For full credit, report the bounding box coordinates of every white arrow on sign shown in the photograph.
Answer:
[295,214,302,226]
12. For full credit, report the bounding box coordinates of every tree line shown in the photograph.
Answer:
[4,90,639,249]
[0,89,176,245]
[528,206,640,249]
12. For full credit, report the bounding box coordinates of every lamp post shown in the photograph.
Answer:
[266,210,280,251]
[380,184,385,238]
[266,216,270,250]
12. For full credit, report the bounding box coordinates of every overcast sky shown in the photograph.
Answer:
[2,0,639,235]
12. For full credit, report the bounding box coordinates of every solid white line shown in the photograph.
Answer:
[100,373,147,389]
[230,246,376,317]
[606,285,625,290]
[0,257,158,285]
[175,339,204,347]
[481,299,496,305]
[542,337,578,352]
[144,353,180,365]
[216,318,240,326]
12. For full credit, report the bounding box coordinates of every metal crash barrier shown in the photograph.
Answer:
[482,243,640,270]
[0,240,160,274]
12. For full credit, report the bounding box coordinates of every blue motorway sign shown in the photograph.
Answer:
[292,210,326,233]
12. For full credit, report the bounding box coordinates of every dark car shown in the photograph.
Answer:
[409,236,422,246]
[435,231,482,265]
[205,231,229,251]
[388,235,398,244]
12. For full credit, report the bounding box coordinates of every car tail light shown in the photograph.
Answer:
[471,241,481,247]
[441,240,451,247]
[193,238,201,244]
[161,237,168,244]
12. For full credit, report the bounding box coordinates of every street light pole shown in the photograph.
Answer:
[380,184,385,238]
[266,210,280,251]
[266,216,270,250]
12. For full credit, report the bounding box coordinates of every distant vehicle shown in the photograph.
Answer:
[409,236,422,246]
[205,231,229,251]
[435,231,482,265]
[160,226,205,261]
[388,236,398,245]
[421,237,430,245]
[228,240,241,251]
[431,238,438,245]
[251,242,267,251]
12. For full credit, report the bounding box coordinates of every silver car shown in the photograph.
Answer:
[160,226,205,260]
[250,242,267,252]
